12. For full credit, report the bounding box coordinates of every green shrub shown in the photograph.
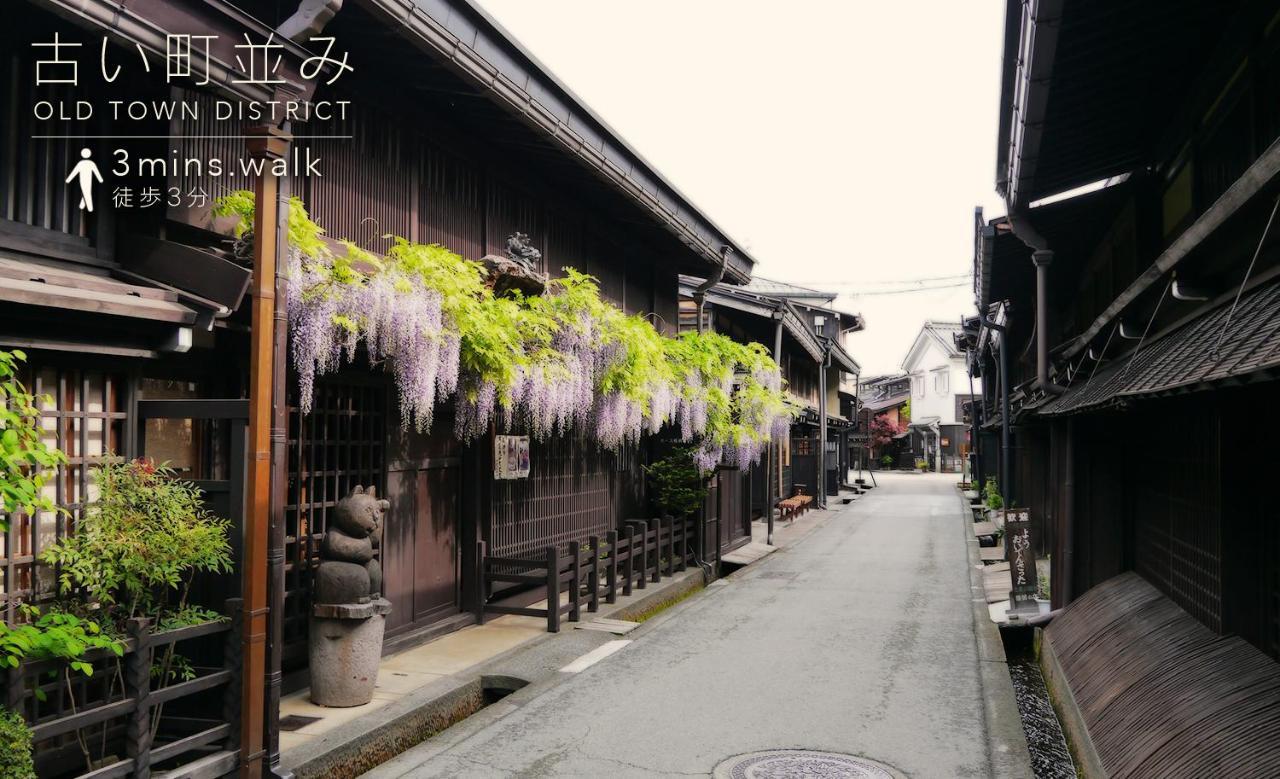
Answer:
[0,709,35,779]
[984,477,1004,510]
[644,448,711,518]
[41,458,232,620]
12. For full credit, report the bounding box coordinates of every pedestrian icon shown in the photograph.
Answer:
[65,148,103,212]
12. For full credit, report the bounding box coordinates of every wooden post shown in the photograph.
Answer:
[587,535,600,613]
[648,520,661,583]
[605,530,618,604]
[223,599,243,755]
[665,518,675,577]
[125,617,153,778]
[545,546,560,633]
[568,541,581,623]
[475,541,488,625]
[4,665,22,713]
[241,124,291,779]
[631,522,646,590]
[623,526,634,597]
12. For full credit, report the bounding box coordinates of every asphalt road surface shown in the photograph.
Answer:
[370,473,1019,778]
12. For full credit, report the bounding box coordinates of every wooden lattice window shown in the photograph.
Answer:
[1,365,131,624]
[489,434,613,559]
[283,373,387,668]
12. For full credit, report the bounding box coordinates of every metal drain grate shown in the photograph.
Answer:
[713,750,904,779]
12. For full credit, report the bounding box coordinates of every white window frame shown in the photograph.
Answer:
[932,368,949,395]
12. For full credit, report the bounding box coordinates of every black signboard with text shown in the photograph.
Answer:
[1004,508,1038,611]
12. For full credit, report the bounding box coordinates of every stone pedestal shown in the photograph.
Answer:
[309,598,392,707]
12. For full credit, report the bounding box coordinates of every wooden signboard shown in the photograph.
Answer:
[1004,508,1038,611]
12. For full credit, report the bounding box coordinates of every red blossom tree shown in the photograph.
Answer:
[868,412,905,448]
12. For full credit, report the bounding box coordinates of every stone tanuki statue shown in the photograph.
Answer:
[310,485,393,707]
[314,485,387,604]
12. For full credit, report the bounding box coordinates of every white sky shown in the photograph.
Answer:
[476,0,1008,375]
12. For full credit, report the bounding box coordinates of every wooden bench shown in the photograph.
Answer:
[779,494,814,523]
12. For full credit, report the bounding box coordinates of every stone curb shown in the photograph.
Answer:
[1039,629,1105,779]
[961,490,1034,779]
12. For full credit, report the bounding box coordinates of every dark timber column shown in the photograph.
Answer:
[768,312,784,544]
[266,143,292,776]
[242,125,291,779]
[817,348,828,509]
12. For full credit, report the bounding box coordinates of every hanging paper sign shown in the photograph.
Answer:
[494,435,531,480]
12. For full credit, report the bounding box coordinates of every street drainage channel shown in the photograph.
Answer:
[1001,628,1076,778]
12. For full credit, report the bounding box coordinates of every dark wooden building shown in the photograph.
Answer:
[677,276,861,529]
[967,1,1280,774]
[1,0,760,775]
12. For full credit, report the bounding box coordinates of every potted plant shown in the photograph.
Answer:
[880,454,894,470]
[914,458,928,472]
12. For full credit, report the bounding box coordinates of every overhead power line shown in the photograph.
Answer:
[842,282,971,297]
[783,273,971,288]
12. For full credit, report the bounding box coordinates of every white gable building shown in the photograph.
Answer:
[901,321,980,472]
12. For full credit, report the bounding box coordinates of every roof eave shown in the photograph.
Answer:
[999,0,1065,208]
[368,0,755,282]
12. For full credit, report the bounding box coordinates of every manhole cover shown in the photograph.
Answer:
[713,750,905,779]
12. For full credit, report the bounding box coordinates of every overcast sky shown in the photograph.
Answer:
[476,0,1008,375]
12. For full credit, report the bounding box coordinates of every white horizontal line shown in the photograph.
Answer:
[559,639,631,673]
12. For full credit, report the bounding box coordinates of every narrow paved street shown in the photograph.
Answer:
[371,473,1023,778]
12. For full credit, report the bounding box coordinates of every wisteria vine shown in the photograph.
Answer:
[214,193,799,470]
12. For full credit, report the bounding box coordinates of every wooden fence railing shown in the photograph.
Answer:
[3,599,242,779]
[479,517,697,632]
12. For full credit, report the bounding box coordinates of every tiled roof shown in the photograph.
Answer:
[742,277,837,301]
[922,321,964,357]
[1041,277,1280,415]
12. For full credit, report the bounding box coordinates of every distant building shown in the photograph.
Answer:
[902,321,979,472]
[857,374,911,468]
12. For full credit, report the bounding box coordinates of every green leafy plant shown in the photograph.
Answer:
[880,454,894,468]
[0,708,35,779]
[644,448,711,519]
[914,458,928,471]
[0,606,121,676]
[0,349,67,531]
[41,459,232,620]
[984,477,1004,510]
[0,606,123,771]
[41,459,232,745]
